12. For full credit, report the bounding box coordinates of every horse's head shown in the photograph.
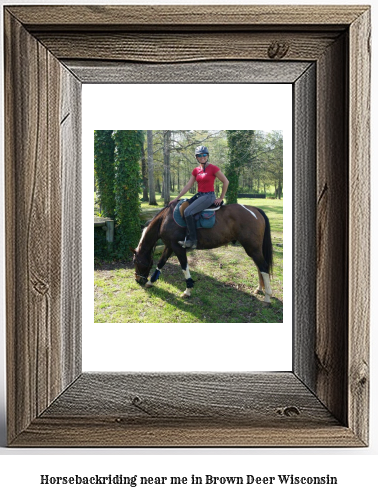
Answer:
[132,248,153,286]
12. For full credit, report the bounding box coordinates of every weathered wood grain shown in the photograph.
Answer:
[316,34,349,426]
[12,373,364,447]
[293,64,317,390]
[36,32,339,63]
[65,60,312,84]
[4,11,81,444]
[61,68,82,389]
[348,8,371,445]
[13,419,364,448]
[5,12,63,441]
[41,373,336,422]
[7,5,367,30]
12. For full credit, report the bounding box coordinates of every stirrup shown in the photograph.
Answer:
[178,237,197,249]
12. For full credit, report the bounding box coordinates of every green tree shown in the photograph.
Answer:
[147,130,157,205]
[113,130,144,258]
[94,130,115,218]
[225,130,254,204]
[262,131,283,198]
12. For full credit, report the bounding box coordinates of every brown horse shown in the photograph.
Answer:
[132,201,273,303]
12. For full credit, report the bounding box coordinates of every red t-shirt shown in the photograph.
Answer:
[192,164,220,192]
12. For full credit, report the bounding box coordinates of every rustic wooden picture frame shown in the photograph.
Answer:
[4,5,370,447]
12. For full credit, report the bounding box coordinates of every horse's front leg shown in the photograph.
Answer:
[171,244,193,298]
[145,246,173,288]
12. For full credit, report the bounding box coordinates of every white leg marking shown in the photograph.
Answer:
[182,265,192,297]
[261,271,272,302]
[240,204,257,219]
[182,264,191,280]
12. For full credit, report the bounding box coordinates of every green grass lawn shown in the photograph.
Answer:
[94,195,284,323]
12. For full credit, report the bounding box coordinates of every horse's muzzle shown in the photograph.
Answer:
[135,274,148,286]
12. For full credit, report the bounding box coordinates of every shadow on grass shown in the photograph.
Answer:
[95,258,283,323]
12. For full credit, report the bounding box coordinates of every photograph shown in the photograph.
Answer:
[94,129,284,324]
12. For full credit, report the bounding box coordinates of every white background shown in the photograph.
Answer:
[0,0,377,498]
[83,83,292,371]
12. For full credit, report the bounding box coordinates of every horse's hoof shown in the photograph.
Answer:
[262,301,271,308]
[254,288,264,295]
[145,282,153,288]
[181,292,191,299]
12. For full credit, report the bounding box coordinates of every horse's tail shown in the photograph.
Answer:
[256,208,273,276]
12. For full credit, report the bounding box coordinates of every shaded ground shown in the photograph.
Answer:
[94,242,283,323]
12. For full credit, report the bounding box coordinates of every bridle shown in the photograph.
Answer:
[133,254,150,285]
[135,272,148,284]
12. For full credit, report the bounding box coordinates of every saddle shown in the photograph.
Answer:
[179,200,223,218]
[174,199,222,229]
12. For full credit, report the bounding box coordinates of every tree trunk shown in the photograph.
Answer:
[163,130,171,206]
[141,142,149,202]
[94,130,116,219]
[147,130,157,205]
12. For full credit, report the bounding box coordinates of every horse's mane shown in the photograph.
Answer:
[143,205,170,228]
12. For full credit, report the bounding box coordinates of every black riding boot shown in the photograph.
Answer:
[179,214,197,248]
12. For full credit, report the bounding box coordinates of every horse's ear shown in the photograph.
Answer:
[130,247,136,254]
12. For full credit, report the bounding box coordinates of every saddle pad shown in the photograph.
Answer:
[173,199,216,229]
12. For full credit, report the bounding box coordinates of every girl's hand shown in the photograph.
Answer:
[169,198,178,206]
[214,198,223,206]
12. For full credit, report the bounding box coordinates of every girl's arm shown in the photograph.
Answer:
[214,170,229,205]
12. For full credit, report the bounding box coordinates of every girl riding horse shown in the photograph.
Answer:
[169,146,229,249]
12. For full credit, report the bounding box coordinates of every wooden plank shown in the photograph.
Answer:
[293,64,317,390]
[7,5,367,29]
[348,8,371,445]
[12,420,363,448]
[40,373,338,422]
[61,67,82,390]
[4,12,63,442]
[11,373,364,447]
[66,60,312,84]
[35,32,339,63]
[316,34,348,425]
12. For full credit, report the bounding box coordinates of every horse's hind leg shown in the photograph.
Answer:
[260,270,272,304]
[245,248,272,304]
[145,246,173,287]
[255,271,265,295]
